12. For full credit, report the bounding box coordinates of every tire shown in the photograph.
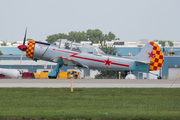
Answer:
[49,76,56,79]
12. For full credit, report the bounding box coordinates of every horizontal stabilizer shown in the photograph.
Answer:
[136,60,154,64]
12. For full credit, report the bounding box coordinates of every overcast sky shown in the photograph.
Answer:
[0,0,180,42]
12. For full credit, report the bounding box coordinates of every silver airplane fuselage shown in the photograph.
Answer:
[29,40,151,72]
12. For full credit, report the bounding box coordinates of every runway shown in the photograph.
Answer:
[0,79,180,88]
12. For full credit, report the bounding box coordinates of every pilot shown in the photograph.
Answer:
[65,42,70,49]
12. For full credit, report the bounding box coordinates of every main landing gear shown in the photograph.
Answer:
[149,72,162,79]
[48,58,64,79]
[157,76,162,79]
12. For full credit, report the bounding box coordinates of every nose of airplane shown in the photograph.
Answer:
[18,28,27,52]
[17,45,27,51]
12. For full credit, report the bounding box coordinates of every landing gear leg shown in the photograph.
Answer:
[149,72,162,79]
[48,58,64,79]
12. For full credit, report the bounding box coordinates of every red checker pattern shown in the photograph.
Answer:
[26,41,35,59]
[149,42,164,71]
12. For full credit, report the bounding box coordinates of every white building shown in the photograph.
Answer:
[80,41,92,45]
[173,42,180,47]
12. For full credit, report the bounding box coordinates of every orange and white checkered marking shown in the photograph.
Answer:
[148,42,164,71]
[26,41,35,59]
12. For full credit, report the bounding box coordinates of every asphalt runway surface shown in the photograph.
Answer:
[0,79,180,88]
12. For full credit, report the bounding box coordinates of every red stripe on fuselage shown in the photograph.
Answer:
[112,62,129,67]
[52,49,129,67]
[70,54,104,63]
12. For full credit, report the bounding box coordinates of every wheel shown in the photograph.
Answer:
[157,76,162,79]
[48,76,56,79]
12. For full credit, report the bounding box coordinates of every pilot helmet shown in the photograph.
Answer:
[65,42,69,46]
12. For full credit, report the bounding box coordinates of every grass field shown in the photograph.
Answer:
[0,88,180,120]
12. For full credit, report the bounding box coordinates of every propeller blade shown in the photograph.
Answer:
[20,51,23,66]
[23,28,27,45]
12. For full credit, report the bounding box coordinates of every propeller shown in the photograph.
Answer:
[23,28,27,45]
[20,51,23,66]
[18,28,27,66]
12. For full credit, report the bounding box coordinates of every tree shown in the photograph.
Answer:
[0,50,3,56]
[104,32,116,41]
[46,33,68,43]
[12,42,17,44]
[86,29,105,44]
[1,41,6,46]
[68,31,87,43]
[45,29,120,44]
[167,40,173,46]
[95,44,125,79]
[154,40,173,47]
[27,38,33,41]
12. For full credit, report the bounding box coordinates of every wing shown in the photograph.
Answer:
[52,56,88,68]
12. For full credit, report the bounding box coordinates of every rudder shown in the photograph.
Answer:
[148,42,164,71]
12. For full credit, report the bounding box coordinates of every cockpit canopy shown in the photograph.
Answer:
[51,39,105,55]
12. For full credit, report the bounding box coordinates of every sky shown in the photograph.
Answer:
[0,0,180,42]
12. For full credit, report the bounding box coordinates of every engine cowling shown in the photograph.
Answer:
[26,41,36,59]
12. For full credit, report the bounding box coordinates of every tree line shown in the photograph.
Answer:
[153,40,173,47]
[46,29,120,44]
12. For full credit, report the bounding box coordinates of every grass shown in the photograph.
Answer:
[0,88,180,120]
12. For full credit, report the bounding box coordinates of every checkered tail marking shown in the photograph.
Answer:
[26,41,35,59]
[148,42,164,71]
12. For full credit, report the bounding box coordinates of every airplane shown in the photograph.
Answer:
[0,68,22,78]
[18,29,164,79]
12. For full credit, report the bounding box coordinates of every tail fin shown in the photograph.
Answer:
[148,42,164,71]
[135,42,164,71]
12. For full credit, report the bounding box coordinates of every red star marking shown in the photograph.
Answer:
[103,57,113,67]
[147,51,156,59]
